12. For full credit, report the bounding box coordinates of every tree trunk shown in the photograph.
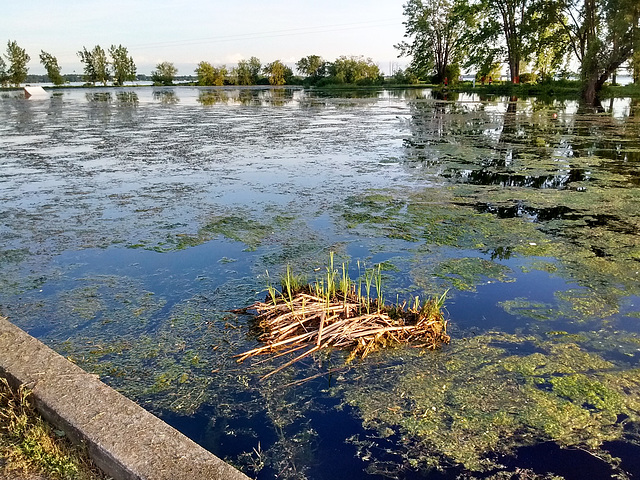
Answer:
[583,75,598,104]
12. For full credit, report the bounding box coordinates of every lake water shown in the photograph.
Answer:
[2,86,640,479]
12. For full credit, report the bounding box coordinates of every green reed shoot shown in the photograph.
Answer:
[356,260,363,310]
[340,262,351,309]
[265,270,278,305]
[284,264,294,305]
[364,267,374,314]
[373,263,383,313]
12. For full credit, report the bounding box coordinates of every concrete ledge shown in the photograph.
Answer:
[0,316,250,480]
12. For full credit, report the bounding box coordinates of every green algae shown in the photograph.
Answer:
[127,211,293,252]
[337,331,640,474]
[434,257,513,291]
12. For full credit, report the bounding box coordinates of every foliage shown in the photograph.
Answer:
[109,44,136,86]
[4,40,30,87]
[151,61,178,86]
[195,61,227,86]
[39,50,64,86]
[232,56,262,85]
[0,378,106,479]
[552,0,639,101]
[263,60,292,85]
[397,0,473,83]
[326,55,382,85]
[0,56,8,87]
[77,45,110,86]
[391,67,420,84]
[632,48,640,84]
[530,12,570,82]
[296,55,326,82]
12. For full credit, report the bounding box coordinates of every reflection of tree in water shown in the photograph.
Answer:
[85,92,112,123]
[152,89,179,105]
[116,91,138,106]
[402,95,640,189]
[197,90,230,106]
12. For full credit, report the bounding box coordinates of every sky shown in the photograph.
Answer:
[1,0,409,76]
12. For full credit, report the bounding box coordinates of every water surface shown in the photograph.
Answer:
[2,86,640,479]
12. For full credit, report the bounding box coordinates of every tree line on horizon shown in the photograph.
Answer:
[0,40,385,89]
[1,0,638,105]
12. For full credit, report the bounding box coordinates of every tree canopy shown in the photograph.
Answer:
[39,50,64,86]
[4,40,30,87]
[398,0,640,102]
[396,0,473,83]
[263,60,292,85]
[151,62,178,86]
[109,45,136,86]
[78,45,110,86]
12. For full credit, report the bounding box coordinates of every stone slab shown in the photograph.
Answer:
[0,316,250,480]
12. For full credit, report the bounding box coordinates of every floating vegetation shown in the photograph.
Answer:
[338,331,640,475]
[236,254,450,377]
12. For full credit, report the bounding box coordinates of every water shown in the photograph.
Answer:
[2,86,640,479]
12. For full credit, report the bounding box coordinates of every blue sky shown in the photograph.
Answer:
[2,0,408,76]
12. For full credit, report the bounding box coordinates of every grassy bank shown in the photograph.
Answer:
[0,378,107,480]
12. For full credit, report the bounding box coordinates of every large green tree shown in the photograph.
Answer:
[151,62,177,86]
[397,0,472,82]
[78,45,110,86]
[39,50,64,86]
[263,60,291,85]
[556,0,639,102]
[195,61,215,85]
[328,56,382,84]
[109,45,136,86]
[4,40,30,87]
[470,0,551,83]
[195,62,227,86]
[233,56,262,85]
[296,55,325,78]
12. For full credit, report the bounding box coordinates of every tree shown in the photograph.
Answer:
[0,57,9,87]
[296,55,326,78]
[396,0,472,83]
[195,62,227,86]
[234,60,252,85]
[248,56,262,83]
[263,60,291,85]
[632,49,640,84]
[78,45,110,86]
[4,40,30,87]
[530,18,569,82]
[109,45,136,86]
[328,56,382,85]
[556,0,640,102]
[39,50,64,86]
[213,65,228,86]
[195,61,216,85]
[151,62,178,85]
[471,0,553,83]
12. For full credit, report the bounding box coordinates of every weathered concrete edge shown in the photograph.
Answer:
[0,316,251,480]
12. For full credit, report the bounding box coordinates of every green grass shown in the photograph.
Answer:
[0,377,107,480]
